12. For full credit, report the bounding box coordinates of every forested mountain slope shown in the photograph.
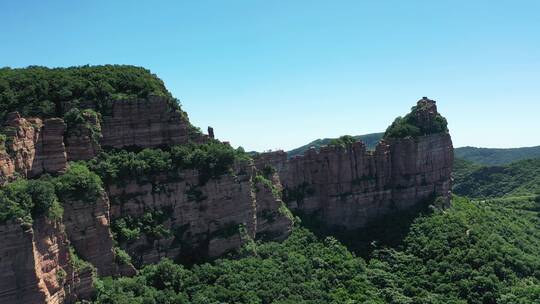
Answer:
[93,196,540,304]
[454,145,540,166]
[453,157,540,198]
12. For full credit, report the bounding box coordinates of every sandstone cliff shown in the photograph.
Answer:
[0,113,68,182]
[65,110,102,161]
[62,192,118,277]
[0,92,453,304]
[1,96,207,181]
[0,67,297,303]
[0,218,94,304]
[254,98,453,230]
[100,96,207,149]
[107,161,293,267]
[253,172,294,241]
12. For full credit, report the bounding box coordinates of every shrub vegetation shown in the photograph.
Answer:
[0,163,103,224]
[93,196,540,303]
[453,157,540,198]
[63,108,102,144]
[0,178,62,224]
[328,135,357,148]
[0,65,181,120]
[384,103,448,139]
[88,141,250,185]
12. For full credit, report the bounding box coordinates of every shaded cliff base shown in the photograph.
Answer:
[294,194,447,258]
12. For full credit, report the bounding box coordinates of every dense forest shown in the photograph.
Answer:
[92,196,540,304]
[454,146,540,166]
[87,141,249,186]
[453,157,540,198]
[0,65,182,120]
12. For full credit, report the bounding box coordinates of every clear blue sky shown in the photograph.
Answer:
[1,1,539,151]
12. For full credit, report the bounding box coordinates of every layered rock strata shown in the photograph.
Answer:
[254,101,453,230]
[253,172,294,241]
[0,113,68,182]
[65,112,102,161]
[100,96,207,149]
[1,96,209,181]
[107,162,293,267]
[62,192,119,276]
[0,93,453,304]
[0,218,93,304]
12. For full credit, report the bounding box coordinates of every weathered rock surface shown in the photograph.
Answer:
[0,113,68,182]
[100,96,207,149]
[33,118,69,176]
[62,192,118,276]
[65,112,102,161]
[253,173,294,241]
[0,219,94,304]
[254,100,453,230]
[0,94,452,303]
[106,161,292,266]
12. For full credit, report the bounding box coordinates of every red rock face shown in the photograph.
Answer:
[32,118,69,176]
[0,113,68,182]
[62,192,119,276]
[388,134,453,208]
[100,96,207,149]
[106,161,292,266]
[0,218,93,304]
[0,94,452,303]
[1,96,207,179]
[0,221,47,304]
[253,172,294,241]
[65,114,102,161]
[255,133,453,230]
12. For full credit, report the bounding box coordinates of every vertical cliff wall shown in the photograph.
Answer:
[0,218,94,304]
[100,96,207,149]
[0,113,68,182]
[62,192,118,276]
[254,99,453,230]
[0,82,453,304]
[1,97,206,181]
[106,161,292,267]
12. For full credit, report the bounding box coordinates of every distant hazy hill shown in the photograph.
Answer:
[454,146,540,166]
[453,157,540,198]
[287,132,384,158]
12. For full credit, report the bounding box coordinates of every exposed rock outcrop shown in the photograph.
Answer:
[0,113,68,182]
[254,99,453,230]
[106,161,292,266]
[0,93,453,304]
[33,118,69,176]
[62,192,118,276]
[100,96,207,149]
[0,219,94,304]
[253,172,294,241]
[65,112,102,161]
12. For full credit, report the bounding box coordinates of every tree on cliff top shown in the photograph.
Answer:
[0,65,183,121]
[384,97,448,139]
[329,135,357,148]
